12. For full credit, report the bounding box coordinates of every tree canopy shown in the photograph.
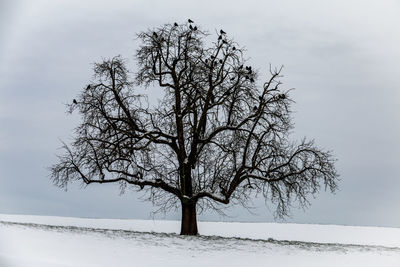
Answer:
[51,20,338,235]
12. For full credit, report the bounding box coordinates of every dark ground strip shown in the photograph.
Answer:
[1,220,399,254]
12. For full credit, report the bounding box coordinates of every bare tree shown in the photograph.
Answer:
[50,21,338,235]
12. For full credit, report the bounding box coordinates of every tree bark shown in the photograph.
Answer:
[180,201,198,235]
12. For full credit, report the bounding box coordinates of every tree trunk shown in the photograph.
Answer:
[180,201,198,235]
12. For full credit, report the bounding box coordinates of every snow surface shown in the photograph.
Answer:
[1,214,400,247]
[1,214,399,267]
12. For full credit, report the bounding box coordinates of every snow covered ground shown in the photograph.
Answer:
[1,214,399,267]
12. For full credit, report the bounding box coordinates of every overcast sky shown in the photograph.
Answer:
[1,0,399,227]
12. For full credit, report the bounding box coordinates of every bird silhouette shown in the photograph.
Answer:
[253,106,258,111]
[73,99,77,104]
[153,32,158,37]
[245,75,249,79]
[239,65,243,69]
[174,22,178,27]
[188,19,194,23]
[219,59,223,64]
[86,85,91,90]
[250,78,255,83]
[220,29,226,34]
[218,35,222,40]
[189,25,193,30]
[232,46,236,50]
[193,26,197,31]
[258,96,263,100]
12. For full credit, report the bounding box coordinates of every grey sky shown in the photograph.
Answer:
[1,0,399,226]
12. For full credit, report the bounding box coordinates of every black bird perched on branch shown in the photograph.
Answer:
[250,78,255,83]
[220,29,226,34]
[193,26,197,31]
[174,22,178,27]
[253,106,258,111]
[86,85,91,90]
[232,46,236,50]
[188,19,194,23]
[153,32,158,37]
[218,35,222,40]
[73,99,77,104]
[189,24,193,30]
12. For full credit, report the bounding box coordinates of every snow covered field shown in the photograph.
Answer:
[1,214,399,267]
